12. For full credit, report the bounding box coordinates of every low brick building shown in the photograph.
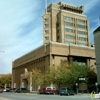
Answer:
[12,42,95,91]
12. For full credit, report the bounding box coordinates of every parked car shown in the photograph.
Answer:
[59,87,74,96]
[10,88,16,92]
[3,88,10,92]
[38,86,59,94]
[0,88,3,93]
[45,87,59,94]
[38,88,46,94]
[15,88,30,93]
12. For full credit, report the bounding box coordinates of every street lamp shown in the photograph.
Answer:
[76,83,78,94]
[95,82,98,93]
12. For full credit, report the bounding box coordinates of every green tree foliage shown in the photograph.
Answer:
[45,62,97,87]
[0,74,12,88]
[44,62,70,87]
[32,68,44,86]
[31,62,97,88]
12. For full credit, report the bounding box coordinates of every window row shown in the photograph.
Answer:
[77,19,85,23]
[45,30,49,34]
[45,24,49,28]
[65,35,75,39]
[44,18,49,22]
[65,28,74,33]
[65,41,87,46]
[45,36,49,40]
[65,28,87,34]
[78,31,87,35]
[65,35,87,41]
[65,22,86,29]
[65,22,73,26]
[78,37,87,41]
[64,16,85,24]
[64,16,73,20]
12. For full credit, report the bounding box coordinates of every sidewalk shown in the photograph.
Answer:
[75,93,90,96]
[0,97,12,100]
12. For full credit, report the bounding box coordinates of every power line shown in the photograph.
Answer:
[0,51,4,53]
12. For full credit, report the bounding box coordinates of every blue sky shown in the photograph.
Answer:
[0,0,100,74]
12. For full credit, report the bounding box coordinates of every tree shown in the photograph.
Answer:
[45,62,97,87]
[31,62,97,89]
[32,68,44,88]
[44,62,70,88]
[0,74,12,88]
[66,62,97,85]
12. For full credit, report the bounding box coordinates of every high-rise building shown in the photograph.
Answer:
[12,2,95,91]
[43,2,90,46]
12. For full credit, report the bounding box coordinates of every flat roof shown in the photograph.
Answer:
[94,26,100,33]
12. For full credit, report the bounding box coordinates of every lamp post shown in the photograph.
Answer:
[76,83,78,94]
[95,82,98,93]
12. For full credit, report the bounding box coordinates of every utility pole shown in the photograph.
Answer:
[45,0,47,14]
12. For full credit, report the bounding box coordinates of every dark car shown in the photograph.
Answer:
[10,88,16,92]
[15,88,30,93]
[59,87,74,96]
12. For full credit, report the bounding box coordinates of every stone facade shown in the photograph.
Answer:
[43,2,90,47]
[12,2,96,91]
[94,26,100,84]
[12,42,95,91]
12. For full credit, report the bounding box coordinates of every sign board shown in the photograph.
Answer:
[79,78,85,80]
[79,83,87,90]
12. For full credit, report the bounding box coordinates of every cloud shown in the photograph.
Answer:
[0,0,99,74]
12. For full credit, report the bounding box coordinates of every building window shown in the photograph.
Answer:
[78,43,87,46]
[65,41,74,44]
[64,16,73,20]
[45,30,49,34]
[65,28,74,33]
[57,30,59,33]
[65,22,73,26]
[78,24,85,29]
[56,23,59,27]
[77,19,85,23]
[78,31,86,35]
[66,35,75,39]
[45,18,49,22]
[57,36,60,39]
[78,37,87,41]
[45,24,49,28]
[45,36,49,40]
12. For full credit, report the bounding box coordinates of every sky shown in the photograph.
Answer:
[0,0,100,74]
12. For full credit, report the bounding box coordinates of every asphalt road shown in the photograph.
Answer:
[0,92,96,100]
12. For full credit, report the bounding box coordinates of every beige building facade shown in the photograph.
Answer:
[43,2,90,46]
[94,26,100,84]
[12,42,95,91]
[12,2,96,91]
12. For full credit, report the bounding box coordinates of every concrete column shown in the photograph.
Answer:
[28,72,32,92]
[87,59,90,67]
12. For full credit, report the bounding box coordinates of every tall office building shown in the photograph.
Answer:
[12,2,95,91]
[43,2,90,46]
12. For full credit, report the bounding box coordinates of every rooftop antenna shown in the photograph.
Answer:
[45,0,47,14]
[99,17,100,23]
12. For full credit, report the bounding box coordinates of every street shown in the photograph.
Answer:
[0,92,94,100]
